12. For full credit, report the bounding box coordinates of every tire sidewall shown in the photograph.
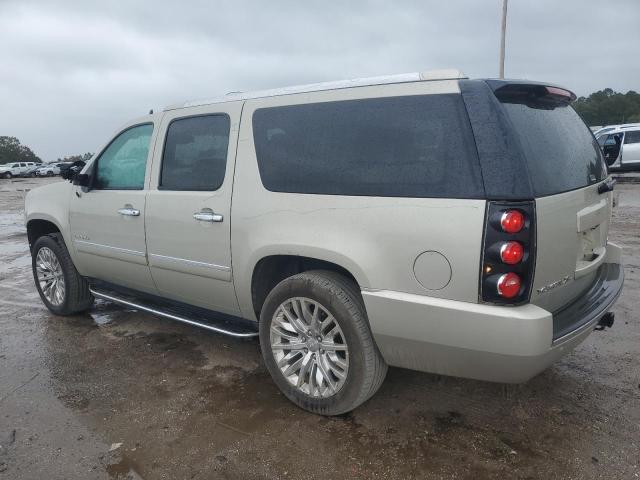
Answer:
[32,236,73,315]
[259,274,368,415]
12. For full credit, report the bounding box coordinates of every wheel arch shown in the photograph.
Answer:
[27,217,63,252]
[248,251,369,322]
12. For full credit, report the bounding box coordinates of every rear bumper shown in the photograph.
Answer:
[362,261,624,383]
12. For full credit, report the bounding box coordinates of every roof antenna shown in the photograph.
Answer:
[149,109,154,114]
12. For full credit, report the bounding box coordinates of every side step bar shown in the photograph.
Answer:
[89,288,259,338]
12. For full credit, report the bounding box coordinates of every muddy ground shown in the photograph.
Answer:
[0,176,638,480]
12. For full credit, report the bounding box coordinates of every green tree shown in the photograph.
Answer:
[574,89,640,126]
[0,136,42,164]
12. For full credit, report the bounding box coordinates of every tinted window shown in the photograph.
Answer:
[624,131,640,144]
[498,103,605,196]
[160,115,230,191]
[95,124,153,190]
[252,95,483,198]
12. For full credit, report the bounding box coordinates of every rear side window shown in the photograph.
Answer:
[497,99,605,197]
[95,124,153,190]
[160,115,230,191]
[252,95,483,198]
[624,131,640,144]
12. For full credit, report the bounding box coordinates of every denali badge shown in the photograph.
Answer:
[537,275,572,295]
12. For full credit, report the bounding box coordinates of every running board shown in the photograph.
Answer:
[89,287,259,338]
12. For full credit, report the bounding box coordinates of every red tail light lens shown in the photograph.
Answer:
[500,241,524,265]
[496,273,521,298]
[500,210,525,233]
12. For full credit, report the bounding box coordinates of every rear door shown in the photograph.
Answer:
[621,130,640,167]
[144,103,242,315]
[493,85,610,313]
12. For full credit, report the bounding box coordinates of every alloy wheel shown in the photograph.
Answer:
[35,247,66,306]
[270,297,349,398]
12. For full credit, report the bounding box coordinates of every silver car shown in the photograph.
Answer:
[597,126,640,170]
[24,71,624,415]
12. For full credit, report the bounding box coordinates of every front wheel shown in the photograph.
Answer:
[3,172,11,179]
[32,233,94,315]
[259,270,387,415]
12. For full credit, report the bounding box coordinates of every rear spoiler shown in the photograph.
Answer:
[485,80,576,109]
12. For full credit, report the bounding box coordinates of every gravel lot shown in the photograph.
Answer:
[0,176,638,479]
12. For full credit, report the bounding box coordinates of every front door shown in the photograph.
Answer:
[69,122,159,294]
[145,103,242,315]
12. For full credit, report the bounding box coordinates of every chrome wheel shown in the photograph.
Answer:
[35,247,65,306]
[270,297,349,398]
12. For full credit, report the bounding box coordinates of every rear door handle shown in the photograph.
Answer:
[193,211,223,222]
[117,205,140,217]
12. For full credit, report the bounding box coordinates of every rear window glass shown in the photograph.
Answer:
[160,115,230,191]
[498,102,605,197]
[252,95,484,198]
[624,130,640,144]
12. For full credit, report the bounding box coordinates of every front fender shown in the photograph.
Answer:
[25,182,75,258]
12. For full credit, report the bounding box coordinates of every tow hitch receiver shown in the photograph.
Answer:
[595,312,615,331]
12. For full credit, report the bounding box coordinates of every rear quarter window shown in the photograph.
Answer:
[252,94,484,198]
[498,100,605,197]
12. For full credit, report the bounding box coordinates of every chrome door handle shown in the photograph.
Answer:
[117,206,140,216]
[193,211,223,222]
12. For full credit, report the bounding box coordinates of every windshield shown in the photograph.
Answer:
[498,98,606,197]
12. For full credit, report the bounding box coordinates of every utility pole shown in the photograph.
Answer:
[499,0,508,79]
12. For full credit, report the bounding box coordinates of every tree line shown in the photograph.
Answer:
[0,136,92,165]
[573,89,640,127]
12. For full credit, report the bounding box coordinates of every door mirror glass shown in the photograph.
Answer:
[73,173,91,187]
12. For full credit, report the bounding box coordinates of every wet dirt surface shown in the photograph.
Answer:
[1,176,639,479]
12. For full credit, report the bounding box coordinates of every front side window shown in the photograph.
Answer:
[252,95,483,198]
[94,124,153,190]
[160,115,230,191]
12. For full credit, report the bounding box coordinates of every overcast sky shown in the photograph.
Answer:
[1,0,638,161]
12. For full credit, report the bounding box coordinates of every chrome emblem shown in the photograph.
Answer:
[537,275,572,295]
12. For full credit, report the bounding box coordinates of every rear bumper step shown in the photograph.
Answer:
[552,263,624,342]
[89,287,259,338]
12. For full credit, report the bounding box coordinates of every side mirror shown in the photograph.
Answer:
[73,173,91,187]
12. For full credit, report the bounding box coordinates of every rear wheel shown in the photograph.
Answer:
[47,171,54,177]
[32,233,94,315]
[259,270,387,415]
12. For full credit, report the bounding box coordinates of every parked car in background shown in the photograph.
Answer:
[22,164,41,177]
[59,161,86,179]
[0,162,38,179]
[596,126,640,170]
[593,123,640,138]
[25,71,623,415]
[35,163,68,177]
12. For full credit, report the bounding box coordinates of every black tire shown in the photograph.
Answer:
[30,172,36,177]
[259,270,387,415]
[32,233,94,315]
[47,171,54,177]
[3,172,11,179]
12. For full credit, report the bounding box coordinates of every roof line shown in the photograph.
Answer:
[164,69,466,111]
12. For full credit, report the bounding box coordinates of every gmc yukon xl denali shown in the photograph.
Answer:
[24,70,624,415]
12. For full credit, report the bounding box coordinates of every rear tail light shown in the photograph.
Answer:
[480,202,536,305]
[500,241,524,265]
[496,273,521,298]
[500,210,525,233]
